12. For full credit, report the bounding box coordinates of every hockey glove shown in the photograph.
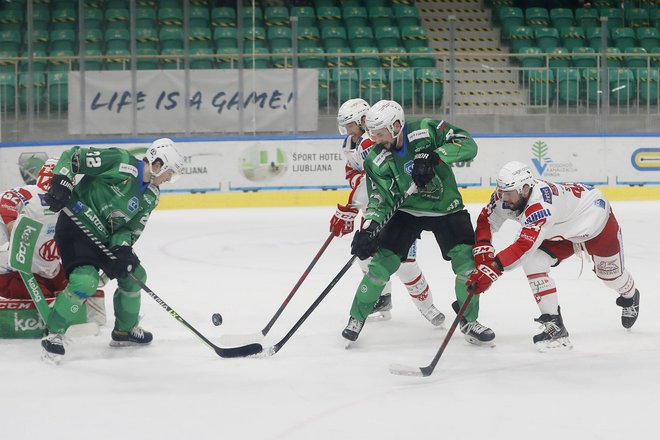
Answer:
[472,241,496,266]
[466,258,503,295]
[44,174,73,213]
[106,245,140,280]
[411,151,441,188]
[329,204,359,237]
[351,220,380,260]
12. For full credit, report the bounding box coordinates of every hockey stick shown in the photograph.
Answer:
[244,183,418,358]
[389,291,475,377]
[62,207,262,359]
[220,232,335,346]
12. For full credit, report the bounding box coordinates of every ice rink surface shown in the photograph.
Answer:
[2,201,658,440]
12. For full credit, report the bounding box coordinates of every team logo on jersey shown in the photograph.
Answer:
[128,196,139,212]
[404,160,414,175]
[72,201,86,214]
[594,198,606,209]
[524,203,551,225]
[407,129,430,142]
[39,239,60,262]
[540,187,553,204]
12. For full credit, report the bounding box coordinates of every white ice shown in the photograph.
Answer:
[2,201,659,440]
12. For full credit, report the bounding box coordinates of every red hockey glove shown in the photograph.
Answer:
[329,204,359,237]
[472,241,496,266]
[466,259,503,295]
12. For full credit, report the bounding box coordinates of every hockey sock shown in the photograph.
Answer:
[396,261,433,312]
[449,244,480,322]
[113,265,146,331]
[527,273,559,315]
[47,265,99,334]
[350,249,401,321]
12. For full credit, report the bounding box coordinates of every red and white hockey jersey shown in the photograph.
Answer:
[341,134,376,210]
[0,185,61,278]
[475,180,610,269]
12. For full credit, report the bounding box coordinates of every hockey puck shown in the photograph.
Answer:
[212,313,223,326]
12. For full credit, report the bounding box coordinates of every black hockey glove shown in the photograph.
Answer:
[411,151,441,188]
[351,221,380,260]
[44,174,73,213]
[106,246,140,280]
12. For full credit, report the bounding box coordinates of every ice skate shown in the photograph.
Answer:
[452,301,496,346]
[41,332,65,365]
[533,307,572,352]
[342,316,365,344]
[110,325,153,347]
[421,305,445,327]
[367,293,392,321]
[616,289,640,329]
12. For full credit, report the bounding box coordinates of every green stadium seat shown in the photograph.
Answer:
[51,5,77,28]
[638,68,659,104]
[416,68,443,107]
[575,7,599,28]
[160,48,184,70]
[517,47,544,80]
[0,50,18,73]
[609,67,636,105]
[342,6,368,28]
[107,0,130,8]
[30,29,50,53]
[572,47,597,69]
[268,26,292,50]
[136,27,159,51]
[586,26,610,51]
[83,7,103,29]
[0,72,16,110]
[317,6,342,26]
[105,8,129,29]
[243,26,267,49]
[136,47,159,70]
[381,46,409,67]
[83,28,103,48]
[354,46,379,68]
[606,47,624,68]
[265,6,289,27]
[625,8,649,28]
[534,27,560,51]
[189,27,213,50]
[375,26,401,51]
[105,48,130,70]
[347,26,373,50]
[49,29,75,52]
[0,7,24,25]
[299,47,326,68]
[331,67,359,102]
[499,7,524,38]
[326,46,353,67]
[291,7,316,27]
[592,0,614,7]
[409,46,436,68]
[525,7,550,30]
[368,6,393,28]
[651,48,660,68]
[19,71,46,110]
[20,49,47,73]
[360,68,387,102]
[242,7,264,27]
[401,25,427,50]
[314,0,338,8]
[318,67,330,106]
[189,6,209,28]
[214,27,238,49]
[215,47,239,69]
[560,26,585,50]
[297,26,321,50]
[190,47,215,69]
[105,28,130,52]
[244,46,270,69]
[637,28,660,53]
[211,7,236,27]
[79,48,103,71]
[32,5,50,28]
[624,47,648,70]
[48,49,73,72]
[393,5,420,28]
[48,71,68,110]
[550,8,574,29]
[158,7,182,26]
[160,26,184,50]
[322,26,348,51]
[527,69,554,106]
[612,27,636,51]
[600,8,624,29]
[366,0,391,7]
[651,9,660,28]
[509,26,535,53]
[581,68,601,105]
[0,29,22,53]
[135,8,157,28]
[389,67,415,105]
[271,47,293,68]
[556,67,580,105]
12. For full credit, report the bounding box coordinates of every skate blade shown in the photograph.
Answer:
[367,310,392,322]
[535,337,573,353]
[41,350,63,366]
[464,334,496,347]
[109,340,151,348]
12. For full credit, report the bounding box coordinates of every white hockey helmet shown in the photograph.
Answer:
[146,138,184,179]
[365,100,405,140]
[496,161,535,194]
[337,98,370,135]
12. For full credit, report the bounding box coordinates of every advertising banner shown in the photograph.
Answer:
[68,69,318,134]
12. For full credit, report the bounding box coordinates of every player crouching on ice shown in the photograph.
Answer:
[466,161,640,351]
[40,138,184,363]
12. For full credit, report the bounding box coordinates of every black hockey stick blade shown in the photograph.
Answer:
[215,343,263,358]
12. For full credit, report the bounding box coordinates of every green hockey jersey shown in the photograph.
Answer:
[363,118,478,224]
[53,146,159,248]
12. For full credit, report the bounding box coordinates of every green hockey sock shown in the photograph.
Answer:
[449,244,480,322]
[350,249,401,321]
[47,265,99,334]
[113,265,146,331]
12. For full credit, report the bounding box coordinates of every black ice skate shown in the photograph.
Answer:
[422,305,445,327]
[342,317,365,342]
[533,307,572,352]
[616,289,640,329]
[41,332,65,365]
[110,326,153,347]
[451,301,496,346]
[368,293,392,321]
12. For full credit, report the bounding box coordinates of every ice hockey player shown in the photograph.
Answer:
[466,161,640,351]
[330,98,444,325]
[0,159,67,299]
[40,138,184,363]
[343,99,495,345]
